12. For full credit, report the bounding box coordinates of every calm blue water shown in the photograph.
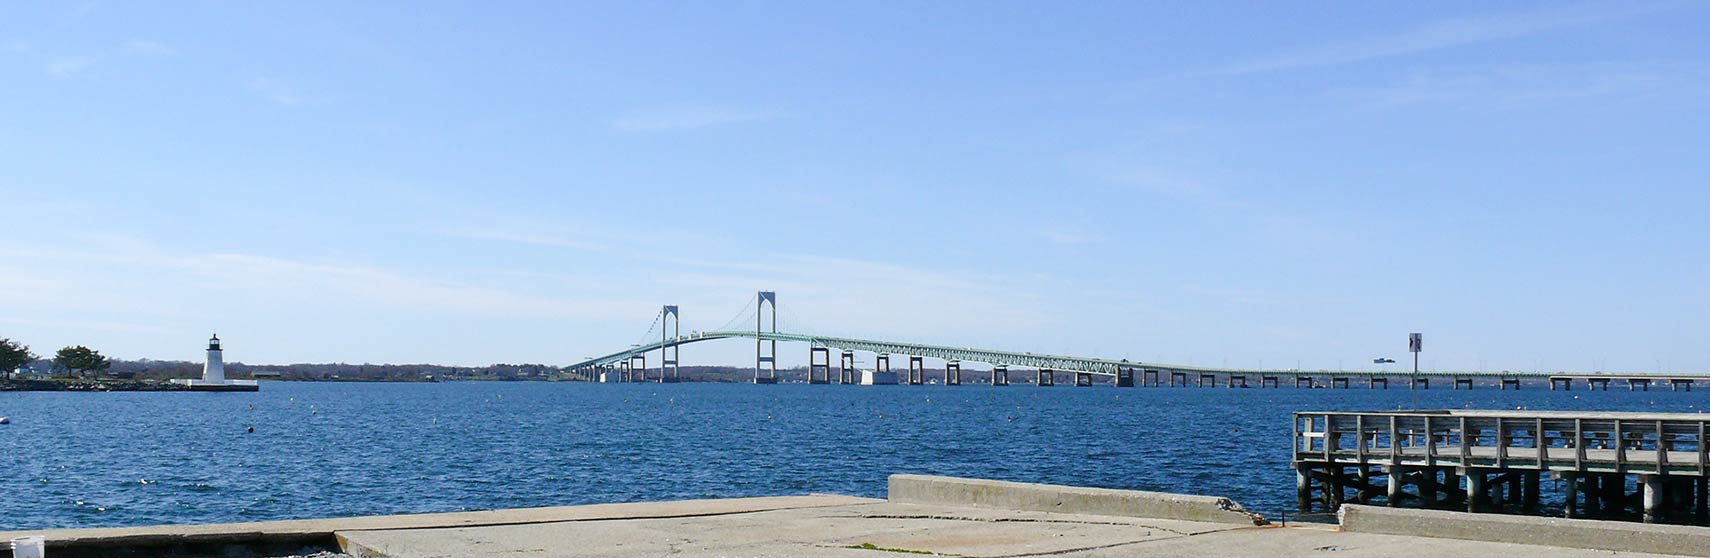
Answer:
[2,382,1705,530]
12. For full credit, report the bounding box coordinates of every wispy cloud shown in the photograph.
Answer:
[1042,229,1103,245]
[613,106,772,132]
[444,225,608,252]
[44,55,97,77]
[1201,3,1667,77]
[248,77,303,106]
[33,39,174,78]
[1335,62,1704,108]
[122,39,175,58]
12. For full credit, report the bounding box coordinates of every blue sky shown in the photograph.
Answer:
[2,2,1706,372]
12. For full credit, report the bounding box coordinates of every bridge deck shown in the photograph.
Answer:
[566,331,1706,381]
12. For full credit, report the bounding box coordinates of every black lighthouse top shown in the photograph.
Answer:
[208,334,221,351]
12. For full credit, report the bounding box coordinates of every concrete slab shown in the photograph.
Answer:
[336,501,1691,558]
[1341,504,1710,557]
[888,474,1267,525]
[0,495,875,551]
[336,502,1240,558]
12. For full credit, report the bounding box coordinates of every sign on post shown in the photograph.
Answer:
[1409,333,1422,353]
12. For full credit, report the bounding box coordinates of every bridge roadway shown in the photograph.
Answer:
[563,330,1701,383]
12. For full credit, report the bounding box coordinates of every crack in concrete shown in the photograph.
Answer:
[977,526,1269,558]
[843,514,1199,536]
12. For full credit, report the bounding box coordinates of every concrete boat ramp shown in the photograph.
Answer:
[8,475,1710,557]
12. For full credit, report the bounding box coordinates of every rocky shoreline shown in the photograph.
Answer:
[0,379,193,392]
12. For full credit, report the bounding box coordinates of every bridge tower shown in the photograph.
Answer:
[661,305,680,383]
[839,351,856,384]
[754,291,778,384]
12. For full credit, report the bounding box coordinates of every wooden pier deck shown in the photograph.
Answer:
[1294,410,1710,524]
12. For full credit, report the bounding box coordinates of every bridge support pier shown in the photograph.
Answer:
[993,365,1009,386]
[1369,376,1387,389]
[1629,378,1650,391]
[1331,376,1349,389]
[1589,378,1610,391]
[876,354,891,384]
[1229,374,1247,388]
[1198,373,1217,388]
[907,356,924,385]
[1261,375,1278,388]
[1115,368,1134,387]
[1038,368,1054,386]
[1501,378,1520,390]
[1454,377,1473,390]
[1550,377,1572,391]
[1143,369,1160,387]
[1673,379,1693,392]
[1075,372,1093,387]
[629,354,647,382]
[808,347,830,384]
[840,351,856,384]
[1412,377,1429,390]
[1170,371,1187,387]
[1296,376,1312,388]
[946,361,961,386]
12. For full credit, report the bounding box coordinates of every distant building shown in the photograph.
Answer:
[170,334,259,392]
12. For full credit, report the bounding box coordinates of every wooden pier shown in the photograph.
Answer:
[1294,410,1710,524]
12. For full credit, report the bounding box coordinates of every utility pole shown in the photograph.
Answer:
[1409,333,1422,409]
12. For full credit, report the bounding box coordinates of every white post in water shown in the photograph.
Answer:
[204,334,225,382]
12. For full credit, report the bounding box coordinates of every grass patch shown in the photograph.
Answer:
[846,542,936,554]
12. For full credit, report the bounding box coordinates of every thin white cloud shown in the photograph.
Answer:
[44,55,97,77]
[249,77,303,106]
[122,39,175,58]
[31,39,173,78]
[445,225,608,252]
[1203,3,1668,77]
[1042,230,1103,245]
[613,106,772,131]
[0,317,183,336]
[1336,62,1703,108]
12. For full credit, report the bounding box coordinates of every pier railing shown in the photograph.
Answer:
[1294,411,1710,476]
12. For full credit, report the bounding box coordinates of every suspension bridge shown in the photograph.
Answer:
[563,291,1704,390]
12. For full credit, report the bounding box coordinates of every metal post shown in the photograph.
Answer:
[1644,475,1664,523]
[1563,474,1579,518]
[1466,469,1484,512]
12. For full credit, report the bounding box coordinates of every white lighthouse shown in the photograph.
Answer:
[171,333,258,391]
[204,334,225,382]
